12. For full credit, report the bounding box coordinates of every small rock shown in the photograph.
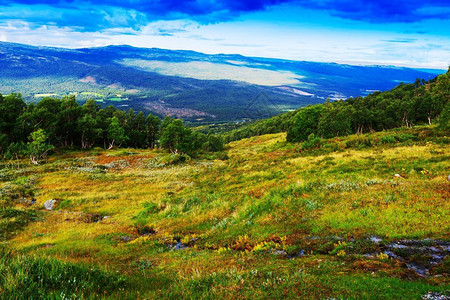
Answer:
[422,292,449,300]
[430,253,444,261]
[288,249,305,259]
[382,251,402,260]
[120,236,135,243]
[171,242,187,250]
[390,243,408,249]
[43,199,57,210]
[447,175,450,181]
[428,246,441,253]
[394,174,403,178]
[272,250,288,256]
[406,262,429,277]
[363,253,376,258]
[370,236,382,244]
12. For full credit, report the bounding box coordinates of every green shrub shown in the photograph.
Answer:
[301,133,322,150]
[381,135,397,144]
[396,134,417,142]
[345,136,372,148]
[155,154,191,166]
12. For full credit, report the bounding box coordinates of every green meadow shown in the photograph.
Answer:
[1,126,448,299]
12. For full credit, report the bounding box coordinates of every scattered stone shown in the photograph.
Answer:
[390,243,408,249]
[19,198,36,206]
[171,242,187,250]
[422,292,449,300]
[394,174,403,178]
[383,239,450,277]
[43,199,57,210]
[120,236,135,243]
[382,250,402,261]
[447,175,450,181]
[429,246,441,253]
[272,250,288,256]
[288,249,305,259]
[369,236,382,244]
[329,235,344,241]
[406,263,429,277]
[430,253,444,263]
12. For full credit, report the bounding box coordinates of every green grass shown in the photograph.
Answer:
[0,209,41,240]
[0,249,128,299]
[0,126,449,298]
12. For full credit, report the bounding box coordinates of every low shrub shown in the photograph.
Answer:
[301,134,322,150]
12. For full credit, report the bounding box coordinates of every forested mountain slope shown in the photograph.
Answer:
[224,69,449,142]
[0,42,443,122]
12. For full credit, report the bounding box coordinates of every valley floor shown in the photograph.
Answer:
[1,127,449,299]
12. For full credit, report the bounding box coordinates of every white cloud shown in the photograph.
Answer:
[0,9,448,69]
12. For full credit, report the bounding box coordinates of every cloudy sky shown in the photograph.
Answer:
[0,0,449,69]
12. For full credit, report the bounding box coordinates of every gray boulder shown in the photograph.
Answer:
[44,199,57,210]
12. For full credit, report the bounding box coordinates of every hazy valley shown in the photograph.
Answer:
[0,42,443,122]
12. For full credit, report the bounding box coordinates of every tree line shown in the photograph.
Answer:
[0,96,224,163]
[224,69,449,143]
[1,69,448,163]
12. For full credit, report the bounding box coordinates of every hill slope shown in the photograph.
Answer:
[0,42,443,122]
[222,68,449,142]
[1,126,449,298]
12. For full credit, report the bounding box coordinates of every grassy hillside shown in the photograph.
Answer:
[222,69,450,143]
[1,126,449,298]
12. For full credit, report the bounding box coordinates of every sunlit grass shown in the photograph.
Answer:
[1,126,449,298]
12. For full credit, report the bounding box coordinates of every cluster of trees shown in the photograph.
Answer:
[0,95,224,162]
[287,70,449,142]
[1,70,448,163]
[222,111,296,143]
[224,70,449,143]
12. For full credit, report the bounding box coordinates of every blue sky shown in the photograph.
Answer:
[0,0,449,69]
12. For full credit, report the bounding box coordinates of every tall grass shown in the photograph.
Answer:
[0,249,127,299]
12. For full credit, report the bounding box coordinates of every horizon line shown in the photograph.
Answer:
[1,40,448,72]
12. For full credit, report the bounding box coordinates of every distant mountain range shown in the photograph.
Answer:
[0,42,444,122]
